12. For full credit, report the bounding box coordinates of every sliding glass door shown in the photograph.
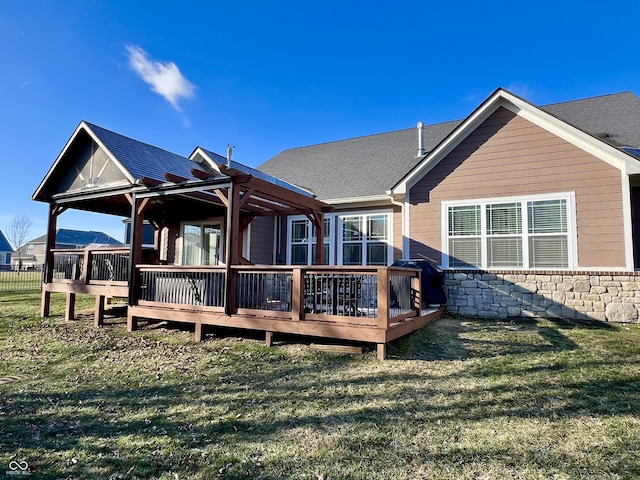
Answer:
[182,222,223,265]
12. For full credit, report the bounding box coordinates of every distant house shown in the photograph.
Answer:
[0,230,14,271]
[12,228,122,269]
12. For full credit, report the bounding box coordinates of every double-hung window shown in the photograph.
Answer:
[340,212,391,266]
[445,194,573,269]
[288,216,333,265]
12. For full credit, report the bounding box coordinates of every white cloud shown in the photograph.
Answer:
[125,44,195,111]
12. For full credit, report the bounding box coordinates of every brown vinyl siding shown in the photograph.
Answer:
[249,216,275,265]
[409,106,625,268]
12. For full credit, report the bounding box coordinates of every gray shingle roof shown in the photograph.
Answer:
[0,230,13,252]
[87,122,212,183]
[199,148,316,198]
[258,120,461,200]
[542,92,640,149]
[258,91,640,200]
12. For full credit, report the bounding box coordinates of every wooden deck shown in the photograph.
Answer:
[40,248,444,359]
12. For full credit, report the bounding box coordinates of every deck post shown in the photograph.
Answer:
[81,249,90,284]
[127,194,148,313]
[65,292,76,321]
[195,322,205,342]
[94,295,105,327]
[40,291,51,318]
[224,181,240,315]
[377,268,390,329]
[412,272,422,313]
[309,209,325,265]
[265,331,274,347]
[292,268,304,320]
[41,204,61,318]
[127,312,138,332]
[377,343,387,361]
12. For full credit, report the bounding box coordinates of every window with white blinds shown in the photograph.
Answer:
[528,199,568,268]
[445,195,572,269]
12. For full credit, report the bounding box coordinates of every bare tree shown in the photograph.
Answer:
[7,214,33,274]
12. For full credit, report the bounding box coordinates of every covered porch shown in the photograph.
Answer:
[33,122,443,359]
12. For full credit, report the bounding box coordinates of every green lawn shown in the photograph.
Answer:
[0,270,42,291]
[1,291,639,479]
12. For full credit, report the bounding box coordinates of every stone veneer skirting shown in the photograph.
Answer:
[444,270,640,323]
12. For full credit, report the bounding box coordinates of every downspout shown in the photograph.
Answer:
[389,194,407,260]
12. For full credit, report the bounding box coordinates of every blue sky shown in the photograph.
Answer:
[1,0,639,245]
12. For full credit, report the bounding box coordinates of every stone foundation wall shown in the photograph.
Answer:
[444,270,640,323]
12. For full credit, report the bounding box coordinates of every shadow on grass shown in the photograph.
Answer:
[390,316,588,361]
[2,308,639,478]
[2,349,639,478]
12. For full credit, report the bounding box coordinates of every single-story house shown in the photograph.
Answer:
[32,87,640,348]
[258,88,640,322]
[0,230,14,271]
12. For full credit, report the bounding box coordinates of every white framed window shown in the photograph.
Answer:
[443,193,575,270]
[180,219,224,266]
[287,216,334,265]
[338,211,393,266]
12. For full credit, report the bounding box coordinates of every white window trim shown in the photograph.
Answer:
[337,209,394,266]
[286,214,335,265]
[243,223,251,261]
[178,217,225,266]
[441,192,577,270]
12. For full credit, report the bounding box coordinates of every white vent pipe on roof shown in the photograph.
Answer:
[227,144,234,167]
[416,121,426,158]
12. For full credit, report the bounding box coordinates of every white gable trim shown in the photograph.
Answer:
[189,147,222,175]
[32,121,136,200]
[621,170,635,270]
[391,89,640,196]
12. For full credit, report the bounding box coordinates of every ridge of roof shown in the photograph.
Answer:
[542,90,635,108]
[276,119,463,155]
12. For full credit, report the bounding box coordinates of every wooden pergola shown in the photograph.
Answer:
[38,161,333,322]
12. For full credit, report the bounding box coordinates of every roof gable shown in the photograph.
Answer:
[391,88,640,195]
[33,122,209,202]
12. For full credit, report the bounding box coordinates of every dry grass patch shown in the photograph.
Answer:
[1,291,639,479]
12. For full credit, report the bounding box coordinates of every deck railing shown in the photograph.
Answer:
[46,247,423,328]
[51,247,130,284]
[132,264,422,328]
[236,269,293,312]
[137,265,226,310]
